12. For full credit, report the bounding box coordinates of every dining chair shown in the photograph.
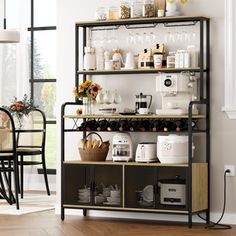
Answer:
[0,107,19,209]
[16,108,50,198]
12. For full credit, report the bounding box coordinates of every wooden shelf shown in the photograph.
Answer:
[63,160,190,167]
[76,16,210,27]
[77,68,206,75]
[63,204,188,214]
[64,114,206,119]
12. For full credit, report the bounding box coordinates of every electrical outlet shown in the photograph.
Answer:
[224,165,235,177]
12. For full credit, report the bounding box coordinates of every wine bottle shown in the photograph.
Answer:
[138,120,150,132]
[176,119,197,131]
[77,121,86,131]
[150,120,162,132]
[129,120,139,132]
[97,120,108,131]
[107,120,120,131]
[85,120,98,131]
[119,120,129,132]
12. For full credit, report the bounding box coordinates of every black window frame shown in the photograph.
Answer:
[29,0,57,125]
[29,0,57,174]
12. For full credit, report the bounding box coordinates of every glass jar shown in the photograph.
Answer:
[119,1,131,19]
[142,0,155,18]
[83,97,93,115]
[95,7,107,21]
[131,0,143,18]
[106,6,119,20]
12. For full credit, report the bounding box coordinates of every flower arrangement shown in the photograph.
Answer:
[73,80,102,100]
[3,94,37,128]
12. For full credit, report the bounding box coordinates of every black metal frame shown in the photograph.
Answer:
[0,107,20,209]
[61,16,210,228]
[16,108,50,198]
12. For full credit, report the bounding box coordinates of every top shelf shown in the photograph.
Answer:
[77,68,207,75]
[76,16,210,28]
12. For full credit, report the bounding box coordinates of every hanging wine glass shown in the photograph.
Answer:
[113,90,122,104]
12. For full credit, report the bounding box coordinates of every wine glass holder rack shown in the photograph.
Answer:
[61,16,210,228]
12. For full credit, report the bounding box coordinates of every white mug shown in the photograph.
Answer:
[139,108,149,115]
[105,60,113,70]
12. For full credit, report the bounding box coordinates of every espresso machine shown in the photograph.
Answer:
[156,73,198,115]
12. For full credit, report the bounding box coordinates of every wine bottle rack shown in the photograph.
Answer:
[68,118,204,133]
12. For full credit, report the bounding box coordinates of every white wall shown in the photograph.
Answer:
[57,0,236,223]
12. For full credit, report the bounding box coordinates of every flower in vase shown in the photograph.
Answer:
[2,94,38,128]
[73,80,102,100]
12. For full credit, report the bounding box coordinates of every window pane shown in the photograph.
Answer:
[34,0,56,27]
[6,0,30,28]
[34,30,56,80]
[45,124,56,168]
[34,82,56,120]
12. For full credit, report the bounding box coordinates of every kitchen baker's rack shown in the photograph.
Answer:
[61,16,210,228]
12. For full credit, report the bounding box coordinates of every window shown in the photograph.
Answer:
[224,0,236,119]
[29,0,57,168]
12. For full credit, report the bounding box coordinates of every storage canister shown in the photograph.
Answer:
[142,0,155,18]
[106,6,119,20]
[119,1,131,19]
[131,0,143,18]
[95,7,107,21]
[167,52,175,68]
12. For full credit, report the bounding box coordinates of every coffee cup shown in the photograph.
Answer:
[139,108,149,115]
[105,60,113,70]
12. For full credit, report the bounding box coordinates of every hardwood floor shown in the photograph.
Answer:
[0,210,235,236]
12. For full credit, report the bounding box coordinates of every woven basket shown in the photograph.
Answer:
[79,132,109,162]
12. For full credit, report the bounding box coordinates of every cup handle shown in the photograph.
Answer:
[147,95,152,109]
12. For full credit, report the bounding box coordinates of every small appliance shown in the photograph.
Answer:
[112,132,133,162]
[157,135,195,164]
[135,142,157,163]
[156,73,198,115]
[159,176,186,206]
[135,93,152,114]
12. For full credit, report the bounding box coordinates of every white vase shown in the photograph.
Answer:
[165,0,180,16]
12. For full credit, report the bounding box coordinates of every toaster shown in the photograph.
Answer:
[135,142,157,163]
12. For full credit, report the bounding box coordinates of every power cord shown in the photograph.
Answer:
[198,169,232,230]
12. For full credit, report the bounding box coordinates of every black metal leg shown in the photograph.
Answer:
[17,163,21,194]
[42,153,50,196]
[8,161,12,204]
[61,206,65,220]
[206,210,210,224]
[20,155,24,199]
[13,158,19,210]
[188,213,192,228]
[83,209,87,216]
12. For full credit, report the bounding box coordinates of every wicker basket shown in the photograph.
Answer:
[79,132,109,162]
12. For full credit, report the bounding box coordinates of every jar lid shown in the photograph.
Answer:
[113,48,121,53]
[85,47,95,53]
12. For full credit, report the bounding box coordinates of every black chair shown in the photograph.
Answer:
[0,107,19,209]
[16,108,50,198]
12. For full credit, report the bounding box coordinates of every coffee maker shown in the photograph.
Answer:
[112,132,133,162]
[156,73,198,115]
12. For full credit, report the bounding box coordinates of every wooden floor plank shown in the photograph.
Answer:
[0,210,235,236]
